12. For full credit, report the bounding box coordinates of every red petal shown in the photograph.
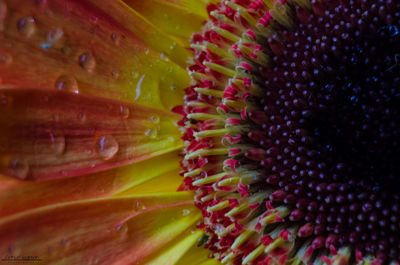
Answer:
[0,89,182,181]
[0,0,189,110]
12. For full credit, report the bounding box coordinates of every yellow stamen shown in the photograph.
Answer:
[217,176,240,187]
[183,168,202,178]
[242,244,266,264]
[259,207,290,226]
[270,2,294,30]
[187,101,214,108]
[225,203,249,217]
[222,99,246,110]
[237,43,270,66]
[190,43,205,51]
[194,128,228,138]
[232,230,254,249]
[189,71,210,81]
[240,171,262,185]
[221,252,237,264]
[193,172,227,186]
[262,0,274,9]
[210,11,233,24]
[185,148,229,160]
[205,42,231,58]
[224,1,258,26]
[200,191,229,202]
[204,62,237,77]
[194,87,224,98]
[211,26,241,42]
[260,212,278,226]
[265,237,285,253]
[187,112,221,121]
[207,200,230,212]
[216,223,236,237]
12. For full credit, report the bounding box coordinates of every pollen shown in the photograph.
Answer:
[180,0,400,264]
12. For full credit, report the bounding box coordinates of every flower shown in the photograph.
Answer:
[0,0,217,264]
[1,0,400,265]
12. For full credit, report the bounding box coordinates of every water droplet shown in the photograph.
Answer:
[168,136,175,143]
[0,93,10,106]
[145,128,158,139]
[55,75,79,94]
[7,245,13,254]
[35,0,47,9]
[116,222,128,233]
[0,1,7,22]
[77,112,86,122]
[96,135,119,160]
[8,158,29,180]
[34,133,65,155]
[119,105,130,119]
[170,41,177,50]
[134,201,147,211]
[78,52,96,72]
[131,71,139,79]
[60,238,71,249]
[159,52,169,61]
[150,115,160,124]
[111,33,121,46]
[40,43,52,50]
[144,48,150,55]
[47,28,63,43]
[90,16,98,24]
[111,70,119,79]
[134,74,145,101]
[88,258,100,265]
[170,84,176,91]
[52,114,60,122]
[47,246,53,254]
[182,209,191,216]
[0,53,12,65]
[17,17,36,38]
[135,201,140,210]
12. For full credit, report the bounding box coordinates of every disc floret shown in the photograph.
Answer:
[180,0,400,264]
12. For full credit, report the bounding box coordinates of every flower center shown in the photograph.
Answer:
[179,0,400,264]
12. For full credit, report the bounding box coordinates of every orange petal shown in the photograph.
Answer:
[0,192,201,264]
[0,150,181,218]
[0,89,182,181]
[0,0,190,110]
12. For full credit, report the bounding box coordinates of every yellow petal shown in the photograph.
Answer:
[116,167,182,196]
[176,234,222,265]
[123,0,206,45]
[0,192,201,264]
[197,260,222,265]
[144,230,205,265]
[0,151,180,218]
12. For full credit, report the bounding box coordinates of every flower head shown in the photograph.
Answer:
[1,0,400,265]
[181,0,400,264]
